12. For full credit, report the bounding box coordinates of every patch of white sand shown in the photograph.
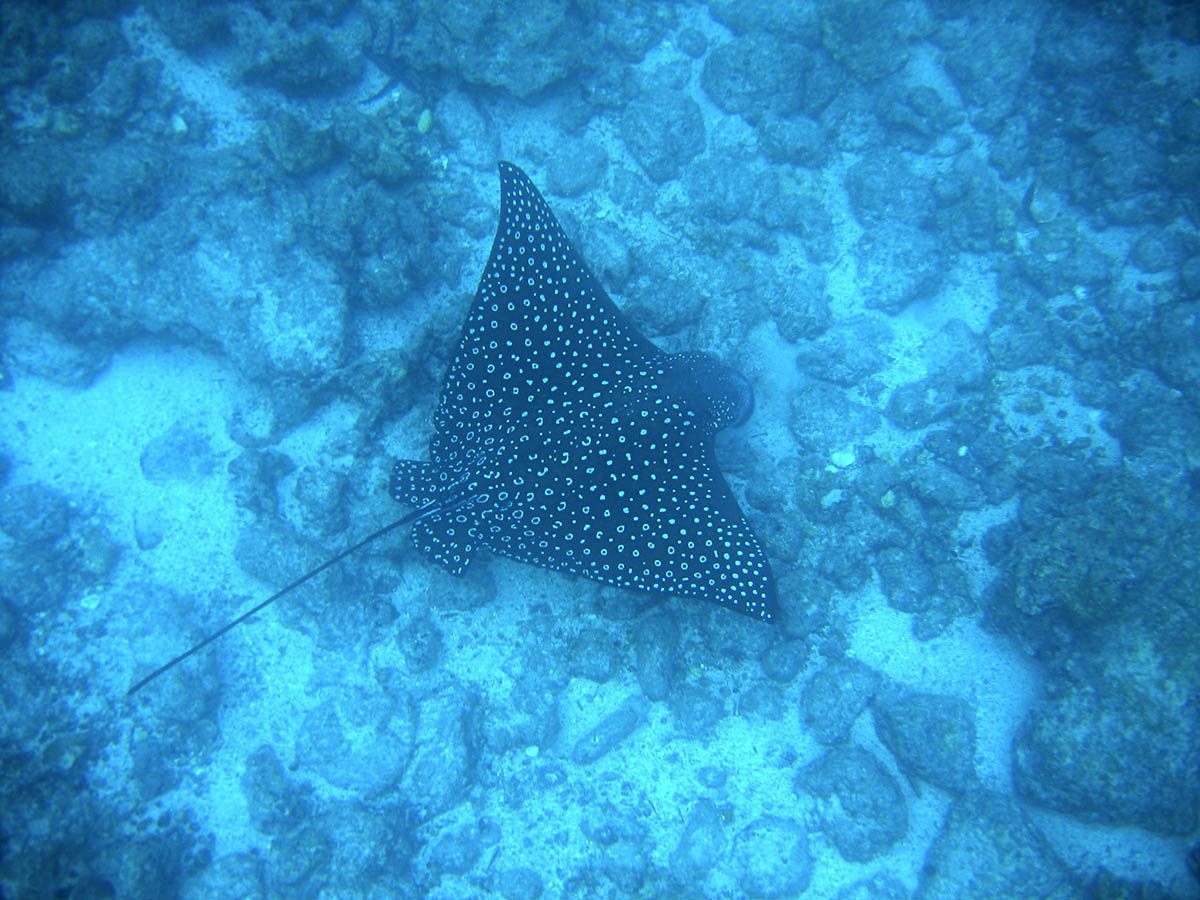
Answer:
[0,341,247,608]
[849,601,1041,794]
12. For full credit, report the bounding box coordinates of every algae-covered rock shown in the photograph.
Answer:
[572,695,647,765]
[733,816,813,899]
[0,483,119,613]
[399,684,479,820]
[857,225,946,314]
[568,628,621,683]
[801,657,881,744]
[546,138,607,197]
[700,35,807,122]
[263,110,336,176]
[242,745,314,836]
[633,612,679,701]
[366,0,589,98]
[872,688,978,794]
[822,2,912,79]
[790,381,881,454]
[621,87,704,183]
[294,687,416,797]
[1013,626,1200,837]
[846,149,932,229]
[242,31,362,97]
[669,798,726,883]
[798,746,908,863]
[915,791,1071,900]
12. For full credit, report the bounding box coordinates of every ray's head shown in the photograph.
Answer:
[659,352,756,433]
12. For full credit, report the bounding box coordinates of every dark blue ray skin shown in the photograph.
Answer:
[392,162,778,621]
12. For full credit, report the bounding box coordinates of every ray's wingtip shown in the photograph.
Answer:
[496,160,532,186]
[762,574,781,623]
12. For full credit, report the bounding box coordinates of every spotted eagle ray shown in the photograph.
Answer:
[128,162,776,695]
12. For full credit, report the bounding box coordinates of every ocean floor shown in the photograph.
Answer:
[2,1,1198,898]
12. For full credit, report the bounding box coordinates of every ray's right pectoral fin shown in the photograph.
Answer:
[411,514,477,576]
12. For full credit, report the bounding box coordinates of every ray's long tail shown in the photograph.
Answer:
[126,502,436,696]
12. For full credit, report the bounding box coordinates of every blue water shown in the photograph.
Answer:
[0,1,1197,898]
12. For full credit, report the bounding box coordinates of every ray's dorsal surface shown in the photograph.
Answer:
[128,162,777,695]
[392,162,778,620]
